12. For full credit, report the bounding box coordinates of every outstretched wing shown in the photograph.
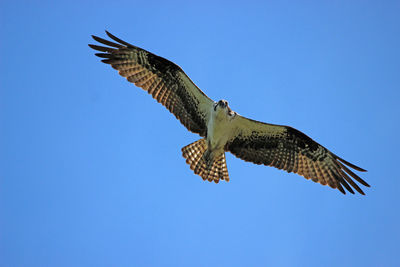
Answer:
[227,115,369,194]
[89,31,214,137]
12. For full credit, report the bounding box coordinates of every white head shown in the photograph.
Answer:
[214,99,236,118]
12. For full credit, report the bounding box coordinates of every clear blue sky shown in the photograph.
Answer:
[1,1,399,266]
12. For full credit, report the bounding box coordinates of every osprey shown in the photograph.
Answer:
[89,31,369,195]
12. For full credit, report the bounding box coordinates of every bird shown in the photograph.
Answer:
[89,31,369,195]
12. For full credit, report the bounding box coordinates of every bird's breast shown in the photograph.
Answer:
[207,109,236,151]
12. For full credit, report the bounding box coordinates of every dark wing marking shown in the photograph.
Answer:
[89,31,213,136]
[227,115,369,194]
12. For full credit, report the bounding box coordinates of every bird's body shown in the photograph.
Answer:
[89,31,370,195]
[207,101,236,153]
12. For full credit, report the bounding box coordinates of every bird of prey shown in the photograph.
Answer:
[89,31,369,195]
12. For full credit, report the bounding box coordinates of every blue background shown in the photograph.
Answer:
[1,1,399,266]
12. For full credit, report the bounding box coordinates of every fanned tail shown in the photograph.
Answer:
[181,139,229,183]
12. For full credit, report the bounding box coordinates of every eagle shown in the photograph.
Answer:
[89,31,369,195]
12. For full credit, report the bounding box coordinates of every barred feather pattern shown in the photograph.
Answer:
[89,31,213,137]
[226,121,369,195]
[182,139,229,183]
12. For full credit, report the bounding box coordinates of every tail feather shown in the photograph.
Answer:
[182,139,229,183]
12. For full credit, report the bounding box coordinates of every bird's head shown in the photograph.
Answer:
[216,100,228,109]
[214,99,236,117]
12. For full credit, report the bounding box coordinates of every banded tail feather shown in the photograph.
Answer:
[182,139,229,183]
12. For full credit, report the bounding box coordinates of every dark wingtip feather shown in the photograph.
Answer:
[105,30,112,36]
[105,30,136,48]
[336,183,346,194]
[101,59,114,64]
[88,44,116,53]
[342,181,355,194]
[334,155,367,172]
[338,161,370,187]
[333,171,355,194]
[95,53,113,58]
[91,35,124,48]
[88,44,98,50]
[339,168,366,195]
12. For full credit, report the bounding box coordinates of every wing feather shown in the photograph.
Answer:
[89,31,214,136]
[227,115,369,194]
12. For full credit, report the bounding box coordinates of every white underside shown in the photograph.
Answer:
[206,106,238,153]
